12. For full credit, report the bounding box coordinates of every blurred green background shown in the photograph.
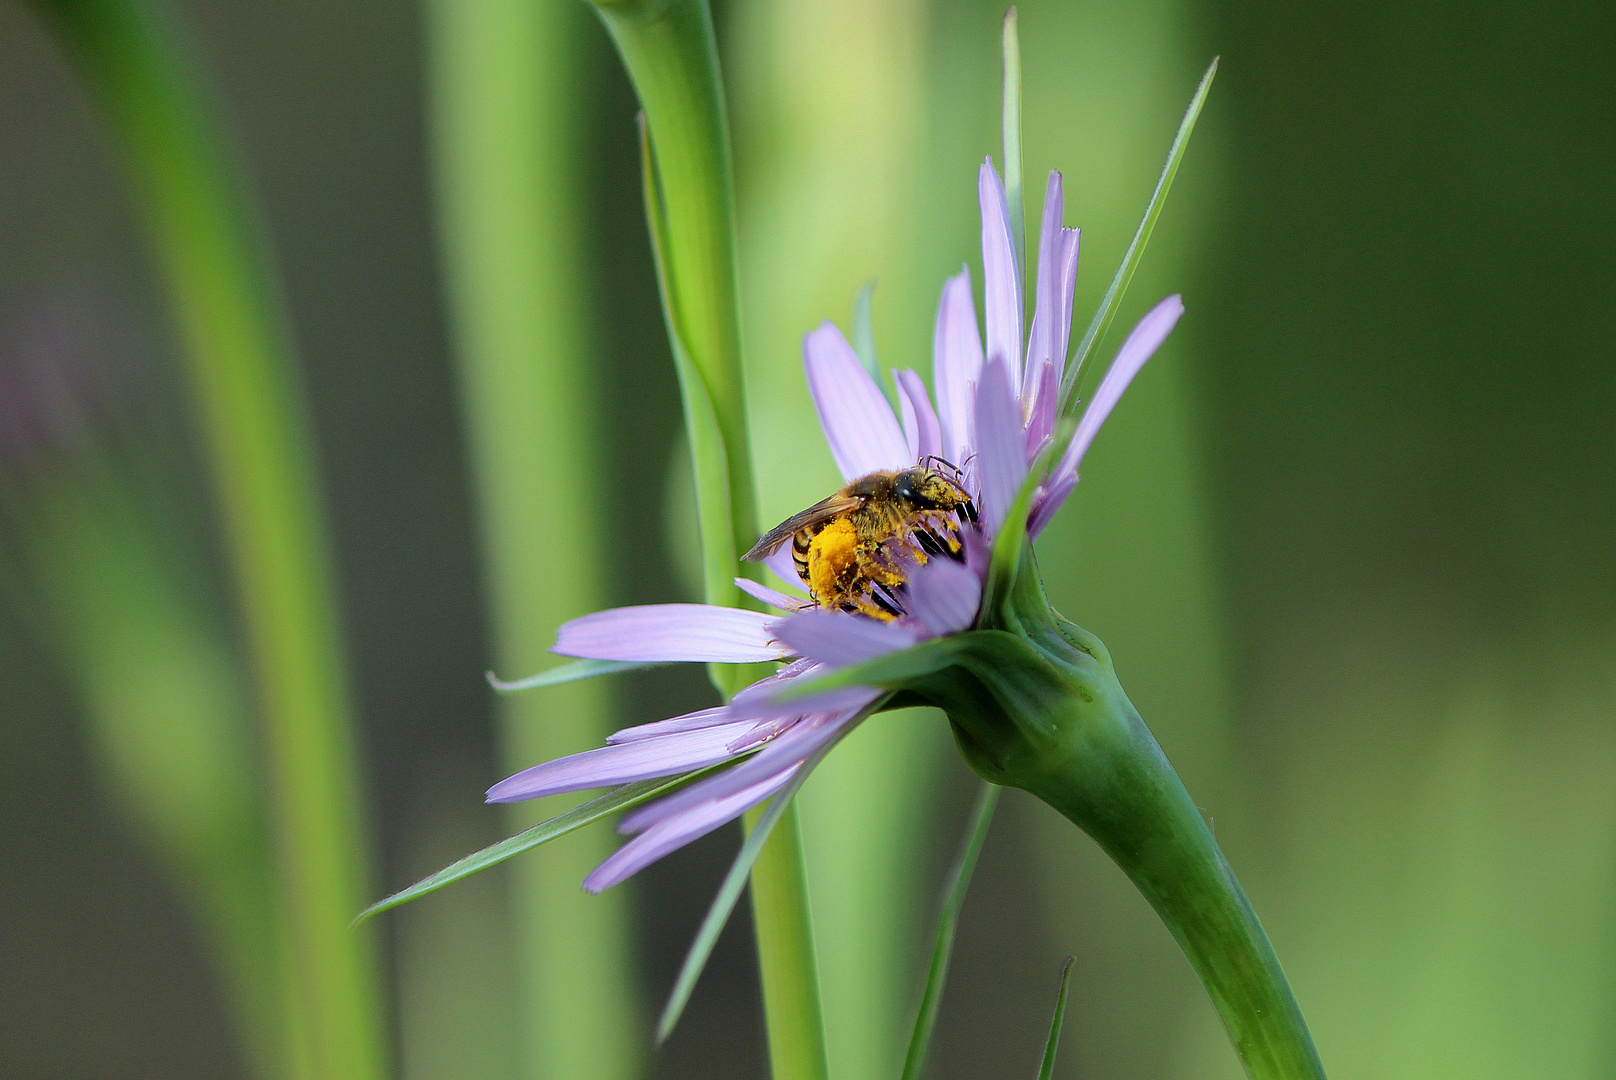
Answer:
[2,0,1613,1078]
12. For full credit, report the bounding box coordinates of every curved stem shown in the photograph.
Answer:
[1028,709,1326,1080]
[25,3,385,1078]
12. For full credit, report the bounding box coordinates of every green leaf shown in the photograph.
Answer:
[354,772,697,924]
[1002,7,1025,289]
[486,657,667,692]
[655,739,835,1043]
[900,781,1000,1080]
[851,280,882,387]
[1036,957,1077,1080]
[1059,57,1218,415]
[641,114,753,697]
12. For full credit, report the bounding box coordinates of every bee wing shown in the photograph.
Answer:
[742,493,862,561]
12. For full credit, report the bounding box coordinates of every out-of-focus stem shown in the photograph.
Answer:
[24,3,384,1079]
[425,0,639,1076]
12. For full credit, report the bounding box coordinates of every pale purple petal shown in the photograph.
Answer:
[763,545,802,591]
[486,721,756,802]
[1052,229,1080,370]
[1050,295,1184,492]
[747,683,886,722]
[607,706,733,744]
[932,267,984,467]
[894,369,941,462]
[734,576,809,612]
[727,658,820,712]
[905,555,982,636]
[583,767,796,892]
[1025,173,1081,399]
[979,160,1024,391]
[974,356,1029,536]
[555,604,787,663]
[769,610,922,667]
[1027,473,1077,539]
[804,321,910,481]
[1024,359,1059,457]
[619,708,866,835]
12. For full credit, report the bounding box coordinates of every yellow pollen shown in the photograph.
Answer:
[806,519,859,601]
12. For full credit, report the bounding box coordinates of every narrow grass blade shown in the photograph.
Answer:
[656,742,833,1044]
[1036,958,1077,1080]
[487,657,666,692]
[356,772,697,923]
[901,781,1001,1080]
[1059,57,1218,415]
[852,280,882,386]
[1002,7,1025,286]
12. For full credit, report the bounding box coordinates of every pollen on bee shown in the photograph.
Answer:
[806,519,859,601]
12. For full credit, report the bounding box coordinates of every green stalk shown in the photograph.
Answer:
[743,802,830,1080]
[591,0,757,590]
[1027,689,1325,1080]
[24,3,385,1079]
[593,2,826,1076]
[424,0,639,1075]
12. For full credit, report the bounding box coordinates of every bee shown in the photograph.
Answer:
[743,461,978,621]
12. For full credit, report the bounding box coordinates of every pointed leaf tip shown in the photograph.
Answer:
[1036,957,1077,1080]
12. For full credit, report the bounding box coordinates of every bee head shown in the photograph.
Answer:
[894,466,968,511]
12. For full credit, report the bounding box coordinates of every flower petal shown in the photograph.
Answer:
[804,321,910,481]
[973,356,1029,536]
[1025,173,1081,399]
[619,706,868,837]
[979,160,1024,391]
[894,369,941,462]
[734,576,809,612]
[583,767,797,892]
[1024,358,1059,457]
[769,610,922,667]
[905,555,982,637]
[1049,295,1184,495]
[1027,472,1077,540]
[932,267,984,467]
[486,721,757,802]
[555,604,786,663]
[606,706,733,744]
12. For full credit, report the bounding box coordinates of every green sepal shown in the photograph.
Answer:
[851,281,882,387]
[487,657,668,692]
[899,780,1000,1080]
[1060,57,1218,414]
[354,769,709,924]
[1036,958,1077,1080]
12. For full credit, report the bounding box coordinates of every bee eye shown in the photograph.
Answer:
[894,474,917,500]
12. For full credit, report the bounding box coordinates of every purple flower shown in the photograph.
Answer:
[487,162,1184,892]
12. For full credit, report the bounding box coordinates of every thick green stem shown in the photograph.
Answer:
[426,0,639,1075]
[25,3,385,1079]
[743,802,830,1080]
[595,2,827,1076]
[592,0,756,582]
[1027,709,1326,1080]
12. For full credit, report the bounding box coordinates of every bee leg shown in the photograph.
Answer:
[914,529,944,557]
